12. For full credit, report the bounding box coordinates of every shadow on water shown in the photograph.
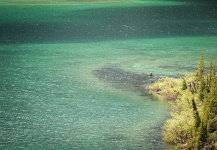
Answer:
[93,66,166,94]
[0,4,216,44]
[168,0,217,4]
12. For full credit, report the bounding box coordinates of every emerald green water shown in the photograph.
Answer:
[0,1,217,150]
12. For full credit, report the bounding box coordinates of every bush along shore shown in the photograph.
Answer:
[149,52,217,150]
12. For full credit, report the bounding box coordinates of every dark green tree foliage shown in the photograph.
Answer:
[196,101,210,149]
[208,59,213,86]
[192,98,200,129]
[196,50,204,80]
[191,54,217,149]
[161,52,217,149]
[196,51,206,101]
[210,60,216,96]
[197,78,205,101]
[204,75,210,94]
[209,61,217,120]
[182,78,187,90]
[191,97,208,149]
[196,121,208,149]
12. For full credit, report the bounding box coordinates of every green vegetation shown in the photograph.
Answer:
[149,52,217,149]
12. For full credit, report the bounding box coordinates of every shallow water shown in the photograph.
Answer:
[0,1,217,150]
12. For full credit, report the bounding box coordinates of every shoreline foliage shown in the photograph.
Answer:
[149,52,217,149]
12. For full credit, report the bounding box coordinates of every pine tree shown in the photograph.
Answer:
[195,60,216,149]
[197,78,205,101]
[209,61,217,119]
[196,120,208,149]
[192,98,200,129]
[195,100,210,149]
[210,61,216,97]
[195,51,206,102]
[181,78,187,90]
[196,50,204,80]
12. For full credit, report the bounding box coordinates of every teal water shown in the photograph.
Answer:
[0,1,217,150]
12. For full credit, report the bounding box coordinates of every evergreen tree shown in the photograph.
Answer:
[196,50,204,80]
[159,52,217,149]
[204,75,210,94]
[195,100,210,149]
[208,58,213,86]
[192,98,200,129]
[181,78,187,90]
[210,61,216,97]
[196,120,208,149]
[195,61,216,149]
[209,61,217,119]
[195,51,206,102]
[197,78,205,101]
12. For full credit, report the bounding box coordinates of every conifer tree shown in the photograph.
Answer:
[195,60,216,149]
[196,120,208,149]
[210,61,216,97]
[192,98,200,129]
[197,78,205,101]
[191,98,203,149]
[208,59,213,86]
[181,78,187,90]
[209,61,217,119]
[159,51,217,149]
[196,50,204,80]
[195,99,211,149]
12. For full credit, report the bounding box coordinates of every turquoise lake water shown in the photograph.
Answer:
[0,1,217,149]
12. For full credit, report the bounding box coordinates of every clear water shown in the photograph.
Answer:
[0,1,217,150]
